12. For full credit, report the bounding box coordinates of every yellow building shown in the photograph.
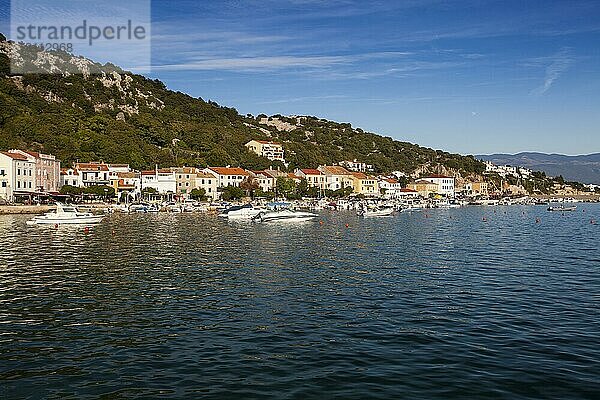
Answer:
[465,181,489,196]
[407,179,439,197]
[350,172,379,195]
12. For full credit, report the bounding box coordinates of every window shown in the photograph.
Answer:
[0,169,3,175]
[17,169,21,176]
[1,182,6,187]
[29,182,32,189]
[17,181,21,188]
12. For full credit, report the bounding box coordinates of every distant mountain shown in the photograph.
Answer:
[477,152,600,184]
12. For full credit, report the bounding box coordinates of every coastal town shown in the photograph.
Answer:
[1,140,599,209]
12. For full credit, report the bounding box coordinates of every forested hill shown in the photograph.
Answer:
[0,35,485,177]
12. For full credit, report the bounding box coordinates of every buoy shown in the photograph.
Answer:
[319,220,324,225]
[112,230,116,235]
[54,223,58,229]
[482,217,487,222]
[536,218,540,224]
[591,219,596,225]
[84,227,90,234]
[345,223,349,228]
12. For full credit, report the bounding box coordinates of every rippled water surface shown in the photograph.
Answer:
[1,205,599,399]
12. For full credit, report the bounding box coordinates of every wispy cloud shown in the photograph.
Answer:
[530,48,575,95]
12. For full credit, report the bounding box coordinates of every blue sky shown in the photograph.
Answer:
[1,0,600,155]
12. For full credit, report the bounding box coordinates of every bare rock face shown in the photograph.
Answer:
[116,112,126,121]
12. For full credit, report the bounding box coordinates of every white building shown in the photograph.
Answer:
[245,140,285,163]
[74,162,111,187]
[424,175,455,197]
[60,168,83,187]
[377,178,403,198]
[338,159,373,173]
[250,170,276,193]
[141,168,177,194]
[204,167,250,188]
[0,151,36,202]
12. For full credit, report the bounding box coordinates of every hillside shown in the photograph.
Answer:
[478,153,600,184]
[0,36,485,177]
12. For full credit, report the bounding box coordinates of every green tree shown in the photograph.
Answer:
[220,185,244,201]
[275,177,296,198]
[190,188,207,200]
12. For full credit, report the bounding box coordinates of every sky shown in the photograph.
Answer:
[1,0,600,155]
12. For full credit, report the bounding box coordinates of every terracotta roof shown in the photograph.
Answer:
[320,166,352,175]
[385,178,399,184]
[60,168,79,176]
[300,169,322,175]
[75,163,109,171]
[400,188,418,192]
[208,167,250,176]
[196,172,216,179]
[414,179,436,184]
[1,151,29,161]
[117,172,137,178]
[351,172,367,179]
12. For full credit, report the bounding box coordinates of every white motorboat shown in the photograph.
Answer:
[219,204,264,219]
[547,205,577,212]
[251,209,318,223]
[27,203,105,225]
[357,206,395,217]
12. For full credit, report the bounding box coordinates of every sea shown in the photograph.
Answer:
[1,205,599,399]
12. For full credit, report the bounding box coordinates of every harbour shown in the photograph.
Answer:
[1,204,599,398]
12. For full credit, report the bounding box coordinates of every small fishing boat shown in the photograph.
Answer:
[251,209,318,223]
[27,203,105,225]
[547,205,577,212]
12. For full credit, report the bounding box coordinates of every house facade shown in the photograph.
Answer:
[60,168,82,188]
[318,165,354,191]
[245,140,285,163]
[424,175,455,197]
[141,168,177,194]
[194,172,218,200]
[205,167,250,188]
[408,180,439,198]
[0,151,36,202]
[75,163,111,187]
[350,172,378,195]
[295,169,326,190]
[8,150,60,193]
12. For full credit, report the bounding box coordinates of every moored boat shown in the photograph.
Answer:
[357,205,395,217]
[251,209,318,223]
[547,205,577,212]
[219,204,264,219]
[26,203,105,225]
